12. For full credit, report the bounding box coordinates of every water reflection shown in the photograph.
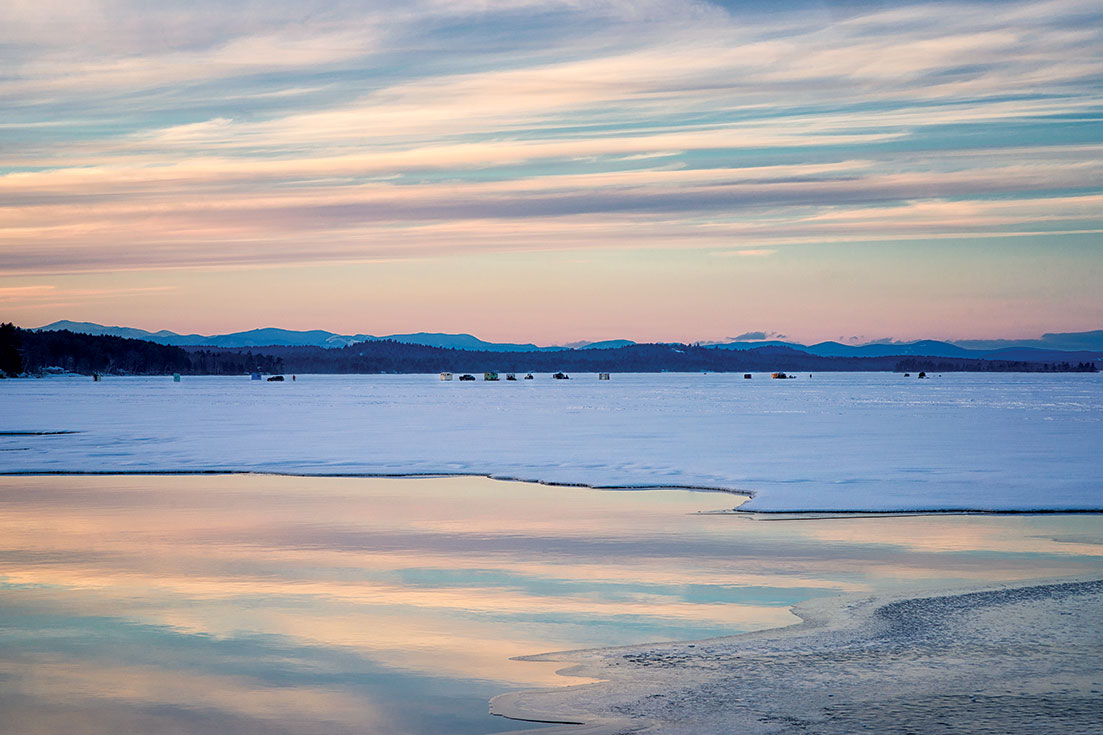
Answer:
[1,475,1100,734]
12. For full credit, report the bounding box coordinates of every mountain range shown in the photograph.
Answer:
[32,321,1103,362]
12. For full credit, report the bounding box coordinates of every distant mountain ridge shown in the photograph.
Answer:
[32,321,1103,360]
[710,339,976,358]
[34,321,560,352]
[9,325,1098,376]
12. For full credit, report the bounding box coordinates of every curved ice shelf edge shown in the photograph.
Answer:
[2,468,1101,514]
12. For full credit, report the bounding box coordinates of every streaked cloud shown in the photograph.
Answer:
[711,250,779,258]
[0,0,1099,337]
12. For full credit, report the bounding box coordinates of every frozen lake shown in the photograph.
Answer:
[2,372,1101,511]
[1,474,1101,735]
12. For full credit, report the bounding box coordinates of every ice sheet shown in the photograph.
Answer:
[1,372,1100,511]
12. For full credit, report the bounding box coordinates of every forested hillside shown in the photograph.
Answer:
[0,325,283,376]
[3,324,1095,376]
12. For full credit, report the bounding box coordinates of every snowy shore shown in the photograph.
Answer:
[491,578,1103,734]
[1,373,1101,512]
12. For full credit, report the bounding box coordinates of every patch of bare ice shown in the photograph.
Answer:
[492,578,1103,734]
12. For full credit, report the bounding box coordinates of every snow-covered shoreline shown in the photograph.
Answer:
[2,372,1100,512]
[490,577,1103,735]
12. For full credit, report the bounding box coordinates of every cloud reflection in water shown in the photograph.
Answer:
[1,474,1100,734]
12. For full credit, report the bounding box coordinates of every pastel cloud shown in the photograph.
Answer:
[0,0,1100,337]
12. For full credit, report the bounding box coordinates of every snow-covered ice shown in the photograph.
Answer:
[1,372,1100,511]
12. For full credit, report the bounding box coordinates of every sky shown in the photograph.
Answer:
[1,0,1100,344]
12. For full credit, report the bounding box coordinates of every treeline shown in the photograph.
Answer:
[0,325,283,376]
[3,324,1097,377]
[251,341,1097,374]
[194,341,911,374]
[896,358,1098,373]
[184,349,284,376]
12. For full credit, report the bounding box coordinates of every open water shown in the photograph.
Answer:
[1,474,1100,734]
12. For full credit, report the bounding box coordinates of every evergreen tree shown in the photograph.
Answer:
[0,322,23,376]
